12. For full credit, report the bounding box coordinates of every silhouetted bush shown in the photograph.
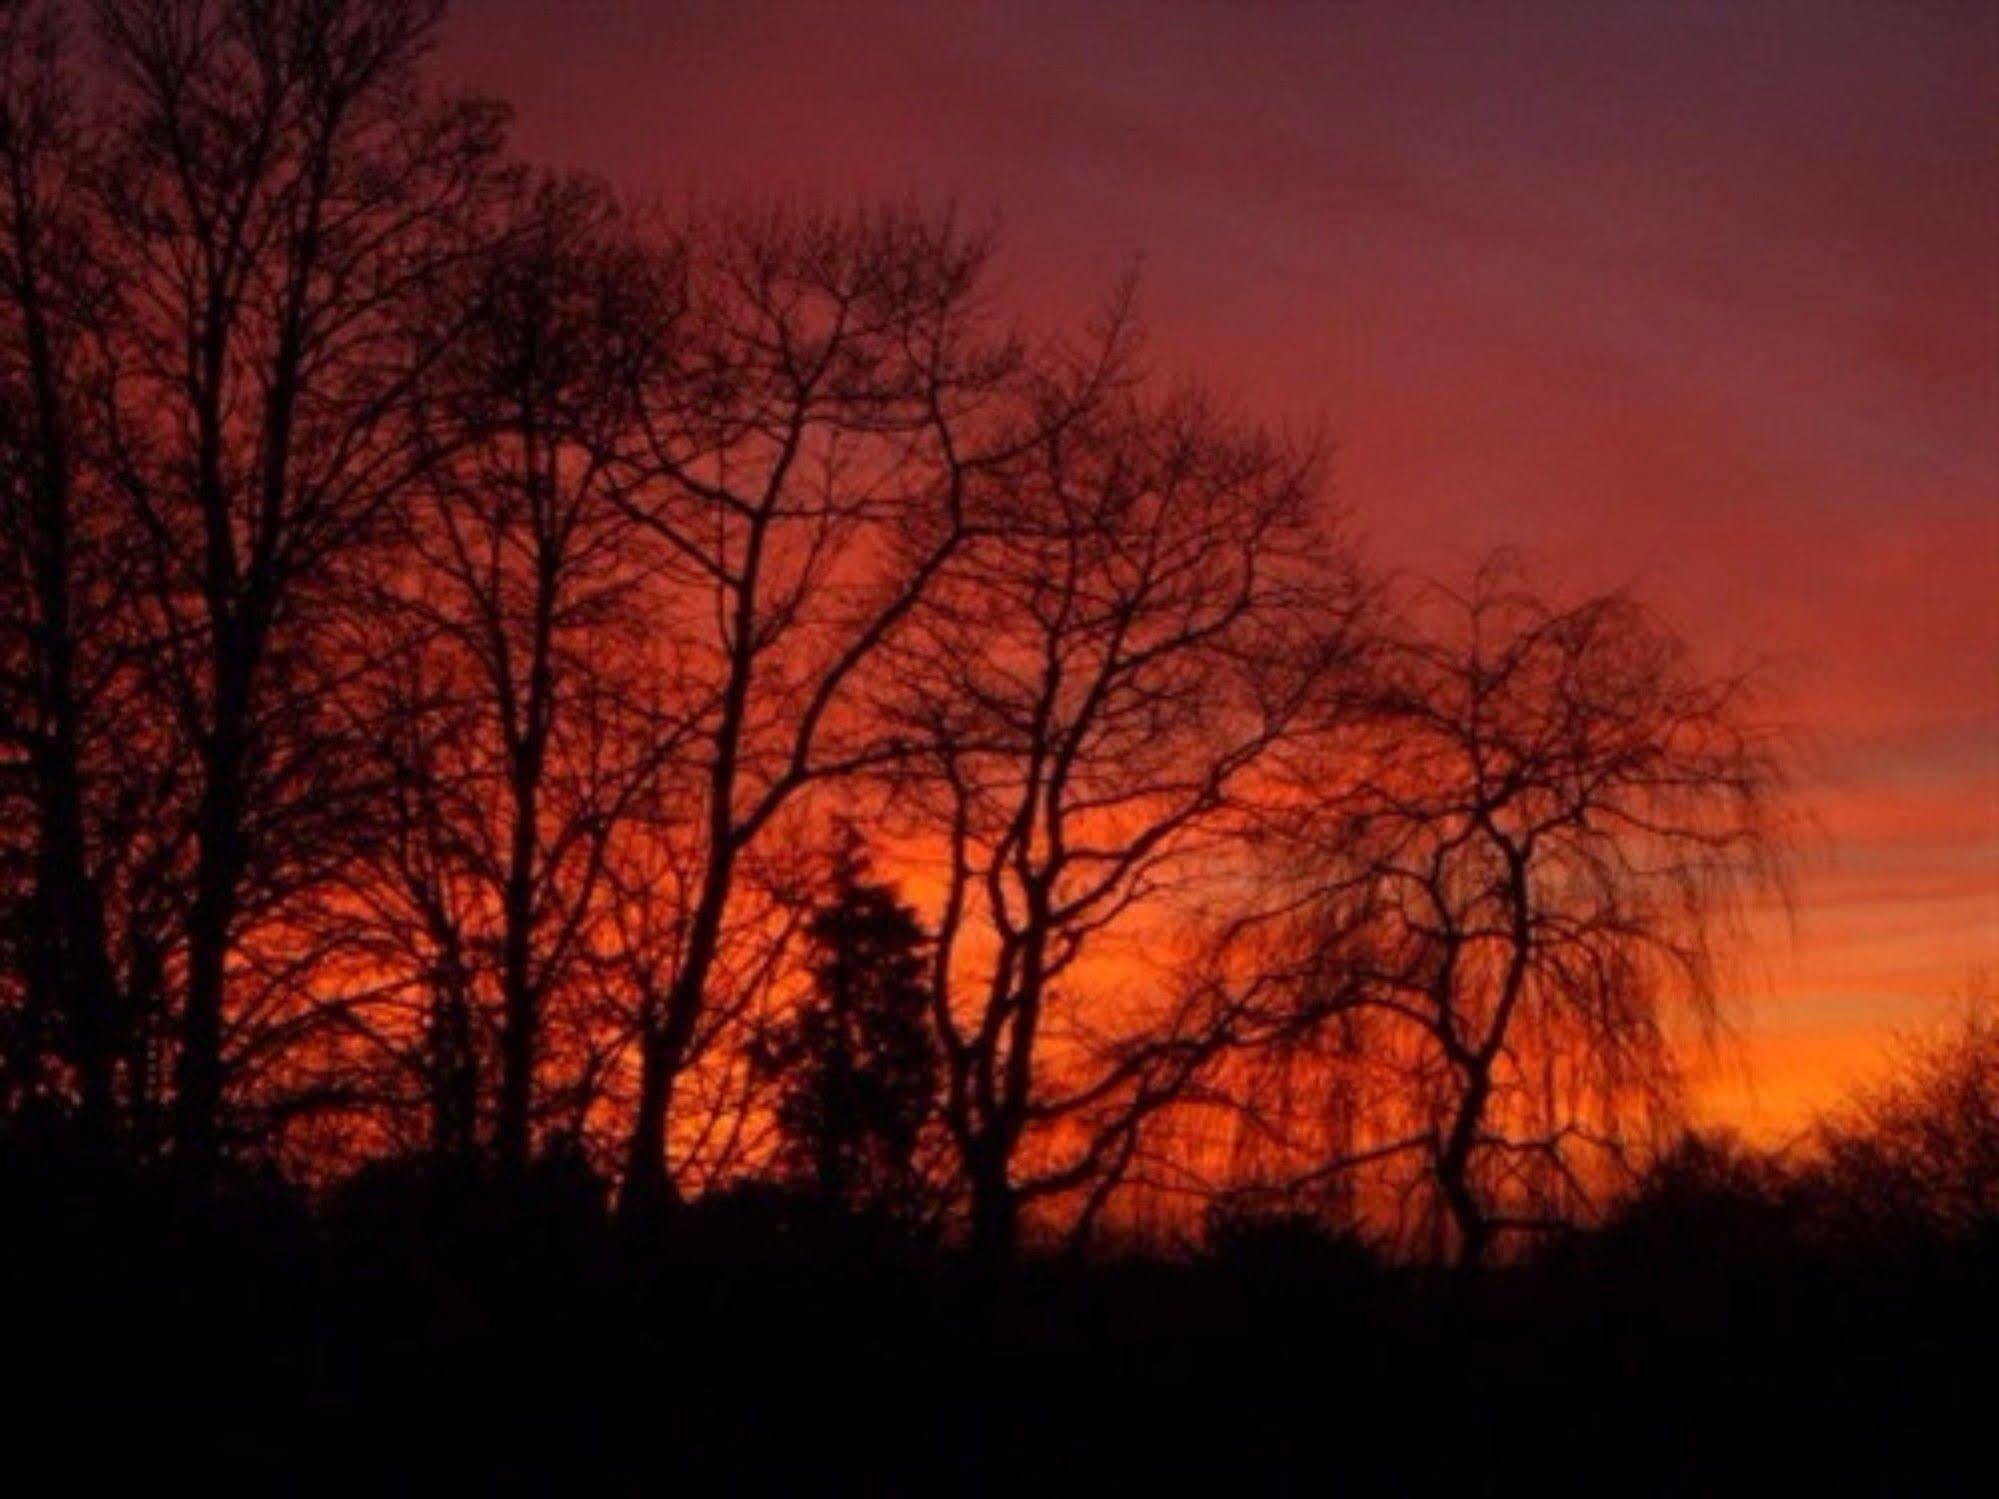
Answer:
[1587,1131,1809,1269]
[1809,995,1999,1246]
[1198,1200,1385,1299]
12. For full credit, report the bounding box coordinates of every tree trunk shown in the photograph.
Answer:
[427,964,478,1160]
[29,744,120,1135]
[617,889,725,1219]
[618,714,744,1219]
[494,786,541,1174]
[174,685,249,1186]
[967,1142,1018,1270]
[1438,1063,1494,1272]
[176,863,231,1182]
[13,226,122,1136]
[617,1014,680,1222]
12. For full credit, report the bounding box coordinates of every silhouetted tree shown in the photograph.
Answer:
[885,383,1370,1265]
[0,0,125,1131]
[757,830,939,1224]
[332,174,681,1175]
[1274,555,1791,1265]
[609,203,1106,1216]
[1814,981,1999,1239]
[90,0,515,1180]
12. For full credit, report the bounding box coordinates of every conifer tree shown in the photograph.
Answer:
[763,833,939,1223]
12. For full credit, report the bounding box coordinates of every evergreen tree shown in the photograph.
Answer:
[763,833,939,1223]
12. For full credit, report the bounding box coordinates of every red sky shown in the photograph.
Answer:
[439,0,1999,1136]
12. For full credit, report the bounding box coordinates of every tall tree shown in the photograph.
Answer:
[610,204,1089,1215]
[339,176,680,1173]
[92,0,514,1179]
[0,0,125,1128]
[887,387,1369,1265]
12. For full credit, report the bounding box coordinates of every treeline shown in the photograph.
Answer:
[0,0,1796,1267]
[12,1007,1995,1488]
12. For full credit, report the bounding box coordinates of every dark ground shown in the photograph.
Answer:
[5,1140,1993,1494]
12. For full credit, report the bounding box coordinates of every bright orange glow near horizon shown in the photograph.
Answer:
[440,0,1997,1136]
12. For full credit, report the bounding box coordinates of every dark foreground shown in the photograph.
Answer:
[7,1142,1994,1495]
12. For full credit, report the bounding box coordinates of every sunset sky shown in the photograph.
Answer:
[440,0,1998,1136]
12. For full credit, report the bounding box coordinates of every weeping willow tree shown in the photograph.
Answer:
[1245,555,1792,1265]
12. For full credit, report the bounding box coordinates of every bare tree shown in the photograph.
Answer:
[1274,555,1790,1266]
[1814,978,1999,1237]
[333,175,681,1175]
[89,0,514,1178]
[884,386,1368,1264]
[0,2,190,1150]
[0,0,124,1127]
[608,204,1076,1216]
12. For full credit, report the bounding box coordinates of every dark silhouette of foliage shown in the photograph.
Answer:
[1198,1198,1383,1300]
[1813,986,1999,1240]
[1257,556,1792,1266]
[1586,1129,1813,1274]
[757,832,941,1228]
[884,380,1372,1265]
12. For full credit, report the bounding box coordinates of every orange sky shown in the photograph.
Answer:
[439,0,1999,1137]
